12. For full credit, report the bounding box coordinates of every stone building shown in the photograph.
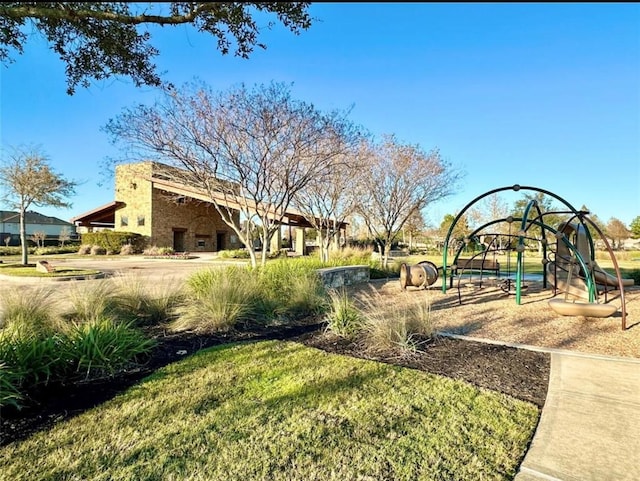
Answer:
[72,161,241,252]
[71,161,344,254]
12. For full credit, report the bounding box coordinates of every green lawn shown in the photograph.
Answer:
[0,263,101,277]
[0,340,539,481]
[408,253,640,277]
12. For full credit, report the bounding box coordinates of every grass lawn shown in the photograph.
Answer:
[0,340,539,481]
[0,263,101,278]
[408,253,640,277]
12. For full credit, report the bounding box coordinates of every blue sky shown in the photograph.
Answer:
[1,2,639,228]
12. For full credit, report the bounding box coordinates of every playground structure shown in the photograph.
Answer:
[435,185,633,330]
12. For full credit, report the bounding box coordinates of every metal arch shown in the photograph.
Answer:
[442,185,582,293]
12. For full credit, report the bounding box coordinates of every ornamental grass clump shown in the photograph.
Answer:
[111,274,184,326]
[356,288,434,354]
[170,267,257,333]
[325,288,363,338]
[256,259,327,322]
[0,286,62,338]
[0,361,22,410]
[62,318,156,379]
[65,279,121,323]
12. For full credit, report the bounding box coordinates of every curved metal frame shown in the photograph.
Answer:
[441,185,628,329]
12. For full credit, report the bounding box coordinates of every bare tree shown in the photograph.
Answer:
[104,80,360,267]
[30,230,47,249]
[468,193,511,250]
[58,226,71,247]
[0,147,76,265]
[402,209,426,251]
[356,135,463,268]
[606,217,630,250]
[293,148,364,262]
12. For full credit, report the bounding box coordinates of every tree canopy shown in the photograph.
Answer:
[630,216,640,239]
[103,80,360,267]
[0,146,77,264]
[356,134,463,267]
[0,2,312,94]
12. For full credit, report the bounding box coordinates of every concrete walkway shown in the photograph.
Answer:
[515,351,640,481]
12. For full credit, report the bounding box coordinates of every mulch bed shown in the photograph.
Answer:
[1,321,550,447]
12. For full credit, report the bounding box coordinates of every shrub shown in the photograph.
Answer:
[0,246,23,256]
[325,289,363,338]
[81,231,147,254]
[217,249,250,259]
[65,280,121,322]
[142,245,175,256]
[90,245,107,256]
[33,245,80,255]
[78,244,92,255]
[119,243,135,255]
[0,316,156,409]
[0,330,66,389]
[256,259,327,321]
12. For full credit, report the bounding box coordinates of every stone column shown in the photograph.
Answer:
[270,226,282,253]
[295,227,306,256]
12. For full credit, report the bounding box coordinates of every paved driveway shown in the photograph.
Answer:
[1,254,248,291]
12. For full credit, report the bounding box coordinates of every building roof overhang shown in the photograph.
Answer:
[70,201,125,226]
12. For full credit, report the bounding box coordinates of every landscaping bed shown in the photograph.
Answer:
[1,318,550,447]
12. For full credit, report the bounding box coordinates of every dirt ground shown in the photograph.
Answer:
[373,276,640,359]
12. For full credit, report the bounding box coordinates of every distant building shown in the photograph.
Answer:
[0,210,77,246]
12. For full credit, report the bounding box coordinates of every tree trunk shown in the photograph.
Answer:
[19,208,28,265]
[378,241,389,269]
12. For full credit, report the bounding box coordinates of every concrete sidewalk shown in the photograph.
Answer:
[515,351,640,481]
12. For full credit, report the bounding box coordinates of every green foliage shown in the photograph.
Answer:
[217,248,251,259]
[0,246,23,256]
[0,314,156,409]
[171,267,258,333]
[0,332,65,390]
[369,259,402,279]
[630,216,640,238]
[256,259,327,321]
[0,3,313,95]
[0,287,61,337]
[111,275,184,326]
[81,231,147,254]
[62,318,156,379]
[33,245,81,255]
[325,289,363,338]
[619,268,640,286]
[0,341,539,480]
[0,362,22,410]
